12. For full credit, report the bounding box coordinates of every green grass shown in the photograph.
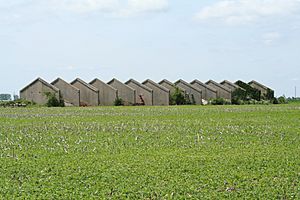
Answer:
[0,105,299,199]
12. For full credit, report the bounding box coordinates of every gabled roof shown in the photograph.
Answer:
[158,79,174,86]
[248,80,272,91]
[125,79,153,93]
[20,77,59,93]
[220,80,246,91]
[107,78,135,91]
[205,80,231,93]
[142,79,169,93]
[158,79,186,92]
[90,78,117,91]
[174,79,202,93]
[70,78,99,92]
[51,77,80,91]
[190,79,217,92]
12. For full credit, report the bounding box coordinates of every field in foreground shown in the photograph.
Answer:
[0,105,299,199]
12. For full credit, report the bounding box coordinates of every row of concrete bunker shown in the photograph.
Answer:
[20,77,273,106]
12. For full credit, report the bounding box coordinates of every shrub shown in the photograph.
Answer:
[114,97,124,106]
[262,88,275,101]
[277,96,288,104]
[272,98,279,104]
[44,92,64,107]
[170,87,187,105]
[0,99,36,107]
[210,98,231,105]
[235,80,261,101]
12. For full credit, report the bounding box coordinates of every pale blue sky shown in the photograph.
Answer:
[1,0,300,97]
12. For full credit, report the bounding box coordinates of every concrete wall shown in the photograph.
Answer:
[108,79,135,105]
[206,80,231,100]
[20,78,59,105]
[71,78,99,106]
[90,78,117,106]
[220,80,241,92]
[159,79,186,95]
[126,79,153,105]
[52,78,80,106]
[143,79,169,106]
[191,80,217,100]
[249,81,269,98]
[175,80,202,105]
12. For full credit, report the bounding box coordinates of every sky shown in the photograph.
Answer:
[1,0,300,97]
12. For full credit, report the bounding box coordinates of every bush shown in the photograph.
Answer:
[277,96,288,104]
[264,88,275,100]
[114,97,124,106]
[44,92,64,107]
[235,80,261,101]
[170,87,187,105]
[210,98,231,105]
[0,99,35,107]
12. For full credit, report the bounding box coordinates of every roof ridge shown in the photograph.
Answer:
[20,77,59,93]
[125,79,153,92]
[142,79,170,92]
[220,80,246,91]
[190,79,217,92]
[249,80,271,90]
[51,77,80,91]
[206,80,231,93]
[71,78,99,92]
[89,78,117,91]
[107,78,136,91]
[175,79,202,93]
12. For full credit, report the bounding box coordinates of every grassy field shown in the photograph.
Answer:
[0,104,299,199]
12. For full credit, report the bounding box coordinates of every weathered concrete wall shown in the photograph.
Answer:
[52,78,80,106]
[20,78,59,105]
[125,79,153,105]
[206,80,231,100]
[190,79,217,100]
[90,78,117,106]
[158,79,186,95]
[71,78,99,106]
[107,78,135,105]
[249,81,270,98]
[220,80,243,92]
[175,79,202,105]
[143,79,169,106]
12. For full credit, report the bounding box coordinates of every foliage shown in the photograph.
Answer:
[44,92,64,107]
[0,105,299,199]
[210,98,231,105]
[277,96,288,104]
[287,97,300,103]
[0,94,11,101]
[170,87,187,105]
[231,88,247,105]
[235,80,261,101]
[0,99,35,107]
[264,88,275,100]
[114,97,124,106]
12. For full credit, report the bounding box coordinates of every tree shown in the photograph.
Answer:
[0,94,11,101]
[170,87,187,105]
[44,92,64,107]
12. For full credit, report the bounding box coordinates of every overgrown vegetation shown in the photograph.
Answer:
[264,88,275,100]
[114,97,124,106]
[235,80,261,101]
[0,105,299,198]
[0,99,35,107]
[209,98,231,105]
[170,87,186,105]
[170,87,196,105]
[44,92,64,107]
